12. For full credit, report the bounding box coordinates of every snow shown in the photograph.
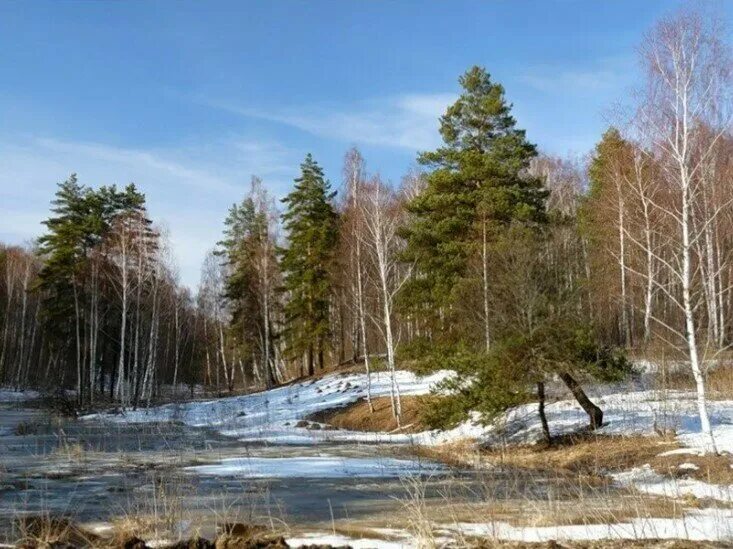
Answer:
[286,533,407,549]
[84,369,453,445]
[70,366,733,544]
[283,510,733,546]
[454,387,733,455]
[613,465,733,502]
[84,367,733,455]
[449,508,733,542]
[0,388,40,403]
[186,455,443,478]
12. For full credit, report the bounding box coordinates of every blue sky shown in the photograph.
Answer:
[0,0,723,288]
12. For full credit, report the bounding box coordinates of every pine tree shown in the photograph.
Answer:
[37,175,149,403]
[401,66,546,346]
[279,154,338,376]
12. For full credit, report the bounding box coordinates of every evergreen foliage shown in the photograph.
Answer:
[279,154,339,375]
[37,175,148,349]
[400,66,547,334]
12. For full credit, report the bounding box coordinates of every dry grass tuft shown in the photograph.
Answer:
[14,515,99,548]
[705,365,733,399]
[481,434,678,477]
[308,395,427,433]
[408,439,482,468]
[110,514,160,544]
[440,494,685,529]
[651,450,733,485]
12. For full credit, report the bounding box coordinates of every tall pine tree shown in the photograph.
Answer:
[401,66,546,347]
[279,154,338,376]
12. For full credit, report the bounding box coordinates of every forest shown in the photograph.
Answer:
[9,4,733,547]
[1,8,731,453]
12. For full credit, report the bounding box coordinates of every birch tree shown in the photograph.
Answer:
[359,176,412,424]
[342,148,375,410]
[633,10,733,452]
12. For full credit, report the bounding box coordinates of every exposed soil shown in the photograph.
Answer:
[307,395,427,433]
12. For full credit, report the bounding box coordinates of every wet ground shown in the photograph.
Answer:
[0,400,589,542]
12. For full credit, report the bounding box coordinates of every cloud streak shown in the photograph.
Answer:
[520,55,635,96]
[207,92,456,151]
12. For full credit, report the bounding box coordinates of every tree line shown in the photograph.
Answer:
[0,9,730,448]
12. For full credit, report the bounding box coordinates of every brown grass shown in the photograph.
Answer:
[480,434,679,477]
[706,365,733,399]
[651,450,733,485]
[408,439,483,468]
[14,515,99,548]
[655,362,733,400]
[308,395,427,433]
[412,429,733,514]
[434,494,686,528]
[413,434,693,484]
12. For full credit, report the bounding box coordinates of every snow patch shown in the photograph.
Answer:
[0,388,40,403]
[186,455,443,478]
[287,533,407,549]
[447,508,733,542]
[613,465,733,502]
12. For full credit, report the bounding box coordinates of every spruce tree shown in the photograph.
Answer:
[401,66,546,344]
[279,154,338,376]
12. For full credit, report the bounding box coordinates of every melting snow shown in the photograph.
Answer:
[613,465,733,502]
[84,370,452,445]
[449,508,733,542]
[187,455,443,478]
[0,388,40,403]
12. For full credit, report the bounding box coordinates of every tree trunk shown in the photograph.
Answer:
[481,214,491,352]
[307,344,314,377]
[558,372,603,429]
[681,172,717,453]
[537,381,552,444]
[356,250,373,412]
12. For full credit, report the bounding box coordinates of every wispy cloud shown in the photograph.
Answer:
[206,92,456,151]
[0,135,297,288]
[520,55,635,95]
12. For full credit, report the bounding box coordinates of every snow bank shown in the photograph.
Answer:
[85,369,453,444]
[289,509,733,546]
[456,388,733,454]
[85,367,733,454]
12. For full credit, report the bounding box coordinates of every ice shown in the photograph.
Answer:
[186,455,443,478]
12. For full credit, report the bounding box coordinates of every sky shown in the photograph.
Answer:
[1,0,727,288]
